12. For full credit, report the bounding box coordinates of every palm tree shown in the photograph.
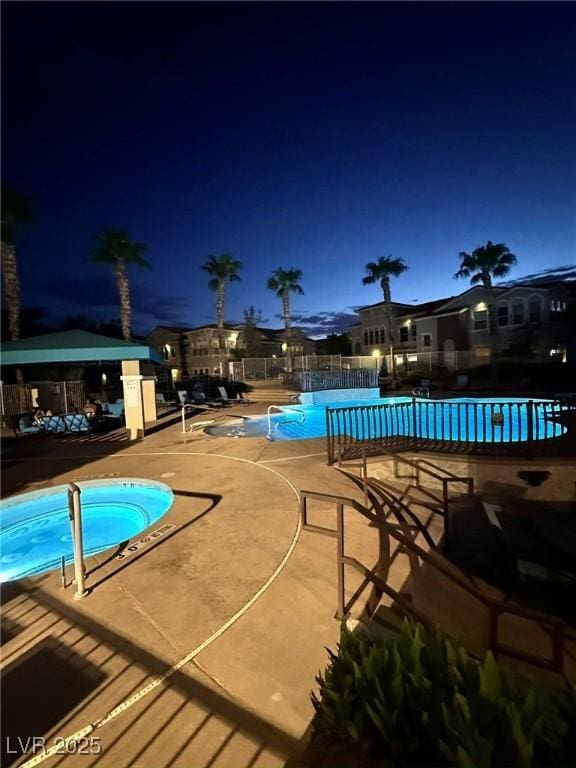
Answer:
[91,229,151,340]
[455,240,517,378]
[362,255,408,377]
[201,253,243,352]
[267,268,304,369]
[1,185,34,342]
[1,185,34,410]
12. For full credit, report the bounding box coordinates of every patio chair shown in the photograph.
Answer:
[176,390,189,405]
[16,413,44,436]
[42,415,67,434]
[101,402,125,424]
[63,413,91,433]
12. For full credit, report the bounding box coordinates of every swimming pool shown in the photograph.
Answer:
[0,478,174,582]
[205,396,566,442]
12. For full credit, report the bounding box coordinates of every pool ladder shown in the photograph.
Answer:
[266,405,307,441]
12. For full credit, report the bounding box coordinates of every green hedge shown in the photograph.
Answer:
[310,621,576,767]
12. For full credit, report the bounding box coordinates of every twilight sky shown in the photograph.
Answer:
[2,2,575,337]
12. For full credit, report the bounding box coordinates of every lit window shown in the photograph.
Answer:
[497,305,509,327]
[473,310,488,331]
[550,299,566,312]
[528,297,541,323]
[422,333,432,348]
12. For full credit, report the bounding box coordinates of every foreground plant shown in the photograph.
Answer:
[311,620,575,767]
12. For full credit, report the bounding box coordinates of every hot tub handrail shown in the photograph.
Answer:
[67,482,88,600]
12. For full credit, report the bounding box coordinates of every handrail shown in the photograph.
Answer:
[266,405,306,441]
[300,488,566,675]
[412,386,430,398]
[337,444,474,518]
[67,482,88,599]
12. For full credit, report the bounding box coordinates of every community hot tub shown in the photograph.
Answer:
[0,478,174,582]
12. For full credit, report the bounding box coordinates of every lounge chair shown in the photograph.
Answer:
[216,386,240,406]
[190,390,223,408]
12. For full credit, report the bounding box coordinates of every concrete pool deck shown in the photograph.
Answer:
[2,404,575,768]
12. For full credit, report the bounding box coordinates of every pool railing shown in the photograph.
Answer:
[325,396,576,464]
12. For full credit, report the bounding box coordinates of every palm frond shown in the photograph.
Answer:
[202,253,243,281]
[267,267,304,296]
[363,255,408,284]
[1,184,35,243]
[456,242,518,286]
[91,229,150,268]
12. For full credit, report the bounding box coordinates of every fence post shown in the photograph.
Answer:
[336,502,346,619]
[412,396,418,445]
[326,407,333,465]
[526,400,534,459]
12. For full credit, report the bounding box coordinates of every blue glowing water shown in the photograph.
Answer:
[205,397,566,442]
[0,479,174,582]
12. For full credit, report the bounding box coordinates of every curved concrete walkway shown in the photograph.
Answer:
[1,417,372,768]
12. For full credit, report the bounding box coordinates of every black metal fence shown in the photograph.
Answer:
[0,380,86,416]
[287,369,379,392]
[326,397,576,464]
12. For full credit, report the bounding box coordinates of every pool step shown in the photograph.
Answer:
[246,380,298,403]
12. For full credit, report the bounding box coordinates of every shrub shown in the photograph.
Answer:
[311,621,576,767]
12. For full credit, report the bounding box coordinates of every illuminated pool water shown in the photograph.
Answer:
[0,479,174,582]
[205,397,566,442]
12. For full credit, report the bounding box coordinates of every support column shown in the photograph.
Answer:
[141,376,158,423]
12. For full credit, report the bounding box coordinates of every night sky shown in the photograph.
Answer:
[3,2,575,337]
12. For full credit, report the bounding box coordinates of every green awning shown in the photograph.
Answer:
[0,330,162,366]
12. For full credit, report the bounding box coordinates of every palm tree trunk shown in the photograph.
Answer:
[382,279,395,377]
[216,282,226,352]
[483,272,498,383]
[1,242,21,340]
[1,241,27,410]
[115,259,132,341]
[283,292,292,372]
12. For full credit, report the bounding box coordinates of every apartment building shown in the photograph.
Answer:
[350,279,574,366]
[145,324,315,380]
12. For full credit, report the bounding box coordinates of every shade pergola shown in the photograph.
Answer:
[0,329,162,366]
[1,330,162,439]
